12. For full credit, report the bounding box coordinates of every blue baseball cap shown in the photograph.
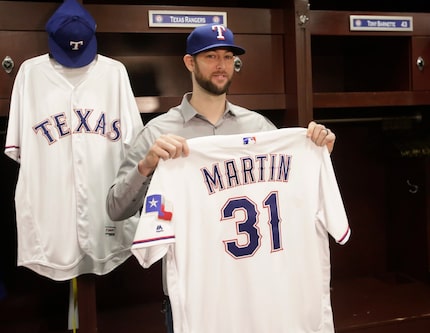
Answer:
[45,0,97,68]
[186,24,245,56]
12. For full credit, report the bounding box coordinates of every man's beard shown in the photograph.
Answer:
[194,66,232,95]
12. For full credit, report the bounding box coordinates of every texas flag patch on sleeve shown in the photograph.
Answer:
[145,194,173,221]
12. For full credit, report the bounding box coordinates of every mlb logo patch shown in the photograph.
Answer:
[243,136,257,145]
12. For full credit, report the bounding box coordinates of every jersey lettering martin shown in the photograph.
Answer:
[201,152,292,194]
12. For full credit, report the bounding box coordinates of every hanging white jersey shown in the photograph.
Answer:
[4,54,143,280]
[131,127,350,333]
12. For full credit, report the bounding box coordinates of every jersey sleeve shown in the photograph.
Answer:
[4,61,26,162]
[131,193,175,268]
[318,148,351,245]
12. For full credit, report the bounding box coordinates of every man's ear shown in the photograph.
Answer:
[183,54,194,71]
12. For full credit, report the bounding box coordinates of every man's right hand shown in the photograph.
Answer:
[137,134,189,176]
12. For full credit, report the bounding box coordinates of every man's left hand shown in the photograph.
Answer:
[307,121,336,154]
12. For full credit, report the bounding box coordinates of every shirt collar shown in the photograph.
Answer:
[180,92,237,123]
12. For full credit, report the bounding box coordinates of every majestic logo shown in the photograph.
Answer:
[156,225,164,232]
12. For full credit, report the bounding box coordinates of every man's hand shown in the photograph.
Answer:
[307,121,336,154]
[138,134,189,176]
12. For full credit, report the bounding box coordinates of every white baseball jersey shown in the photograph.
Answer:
[131,128,350,333]
[4,53,143,281]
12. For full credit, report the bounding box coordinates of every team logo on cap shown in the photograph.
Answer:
[70,40,84,51]
[212,24,227,40]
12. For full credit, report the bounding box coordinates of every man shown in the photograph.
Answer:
[106,24,335,332]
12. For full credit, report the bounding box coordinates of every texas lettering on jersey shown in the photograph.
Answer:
[33,108,121,144]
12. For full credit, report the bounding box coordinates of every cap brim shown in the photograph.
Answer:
[48,35,97,68]
[190,43,245,56]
